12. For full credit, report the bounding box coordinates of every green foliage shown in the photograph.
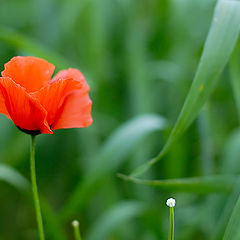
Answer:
[60,115,166,221]
[86,201,145,240]
[223,190,240,240]
[118,174,236,194]
[131,0,240,176]
[0,163,29,190]
[0,0,240,239]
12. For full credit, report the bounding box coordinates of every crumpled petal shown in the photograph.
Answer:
[31,78,82,126]
[0,77,52,134]
[0,91,10,119]
[2,56,55,92]
[50,68,92,129]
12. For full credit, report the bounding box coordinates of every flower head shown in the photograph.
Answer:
[166,198,176,208]
[72,220,80,227]
[0,56,92,134]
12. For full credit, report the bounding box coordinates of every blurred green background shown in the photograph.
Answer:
[0,0,239,239]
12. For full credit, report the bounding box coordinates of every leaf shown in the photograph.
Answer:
[0,26,70,71]
[85,114,167,180]
[230,40,240,122]
[118,174,236,194]
[223,189,240,240]
[221,128,240,175]
[41,198,68,240]
[85,201,145,240]
[211,178,240,240]
[130,0,240,177]
[211,130,240,240]
[0,163,29,190]
[60,115,167,222]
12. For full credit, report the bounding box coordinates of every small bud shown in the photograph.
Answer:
[166,198,176,207]
[72,220,79,227]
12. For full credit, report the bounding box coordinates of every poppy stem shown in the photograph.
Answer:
[30,135,45,240]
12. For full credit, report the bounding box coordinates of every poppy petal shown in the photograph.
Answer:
[0,93,10,119]
[2,56,55,92]
[0,77,52,134]
[52,90,93,130]
[52,68,89,91]
[50,68,92,129]
[31,79,82,126]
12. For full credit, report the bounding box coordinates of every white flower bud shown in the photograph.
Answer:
[166,198,176,207]
[72,220,79,227]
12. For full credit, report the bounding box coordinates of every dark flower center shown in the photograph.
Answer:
[17,127,41,136]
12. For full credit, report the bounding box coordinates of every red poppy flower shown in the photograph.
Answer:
[0,56,93,134]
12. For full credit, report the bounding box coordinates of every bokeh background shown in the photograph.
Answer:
[0,0,239,239]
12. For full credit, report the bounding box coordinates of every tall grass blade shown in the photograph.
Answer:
[118,174,236,194]
[223,190,240,240]
[230,40,240,123]
[0,163,29,190]
[130,0,240,177]
[211,178,240,240]
[86,201,145,240]
[168,207,174,240]
[0,27,70,70]
[60,115,167,221]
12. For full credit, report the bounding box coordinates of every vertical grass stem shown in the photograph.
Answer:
[72,220,82,240]
[166,198,175,240]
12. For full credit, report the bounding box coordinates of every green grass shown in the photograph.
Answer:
[0,0,240,239]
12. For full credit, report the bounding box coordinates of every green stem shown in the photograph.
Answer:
[168,207,174,240]
[72,220,82,240]
[30,135,45,240]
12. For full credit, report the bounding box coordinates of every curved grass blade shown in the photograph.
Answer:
[212,131,240,239]
[118,174,236,194]
[221,128,240,175]
[0,163,29,191]
[86,201,145,240]
[230,40,240,122]
[211,178,240,240]
[0,163,66,240]
[41,198,68,240]
[0,26,70,70]
[131,0,240,177]
[223,190,240,240]
[60,115,167,222]
[86,114,167,180]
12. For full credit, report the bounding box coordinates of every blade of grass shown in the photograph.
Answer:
[72,220,82,240]
[198,106,215,175]
[223,189,240,240]
[0,163,29,191]
[0,26,70,70]
[211,178,240,240]
[85,115,167,180]
[230,40,240,123]
[211,129,240,239]
[118,174,236,194]
[41,198,68,240]
[85,201,145,240]
[0,162,66,240]
[168,207,174,240]
[221,128,240,175]
[130,0,240,177]
[60,115,167,222]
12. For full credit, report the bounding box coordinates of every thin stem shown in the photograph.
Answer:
[30,135,45,240]
[168,207,174,240]
[72,220,82,240]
